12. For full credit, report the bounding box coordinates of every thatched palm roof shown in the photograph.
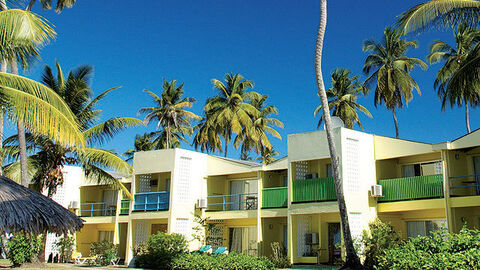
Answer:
[0,176,83,234]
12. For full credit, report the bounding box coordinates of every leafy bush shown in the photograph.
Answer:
[171,252,275,270]
[269,242,290,268]
[55,235,75,263]
[90,240,118,266]
[377,227,480,270]
[6,232,43,267]
[362,219,401,269]
[135,232,188,269]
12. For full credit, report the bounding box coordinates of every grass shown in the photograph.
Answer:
[0,259,137,269]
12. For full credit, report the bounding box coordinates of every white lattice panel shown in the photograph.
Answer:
[207,220,224,250]
[138,174,152,193]
[435,161,443,174]
[344,138,360,193]
[135,220,149,245]
[175,157,192,203]
[175,218,190,239]
[296,215,311,257]
[348,212,363,252]
[295,161,308,180]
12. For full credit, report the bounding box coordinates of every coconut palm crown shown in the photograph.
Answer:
[363,27,427,138]
[314,68,371,130]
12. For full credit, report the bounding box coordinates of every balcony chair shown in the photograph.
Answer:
[72,251,98,265]
[213,247,228,255]
[198,245,212,253]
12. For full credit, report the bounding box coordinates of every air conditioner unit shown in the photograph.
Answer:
[305,173,318,179]
[69,201,80,210]
[371,184,383,197]
[196,198,207,209]
[305,233,318,245]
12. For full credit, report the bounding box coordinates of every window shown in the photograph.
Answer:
[403,161,443,177]
[407,220,446,238]
[326,164,332,178]
[98,230,114,242]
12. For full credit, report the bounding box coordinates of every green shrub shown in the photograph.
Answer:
[270,242,290,268]
[135,232,188,269]
[377,227,480,270]
[6,232,43,267]
[171,252,275,270]
[361,218,401,269]
[90,240,118,266]
[55,235,75,263]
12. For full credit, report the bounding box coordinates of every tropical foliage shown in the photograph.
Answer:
[314,68,371,130]
[396,0,480,34]
[363,27,427,138]
[139,79,200,149]
[427,23,480,133]
[3,62,142,198]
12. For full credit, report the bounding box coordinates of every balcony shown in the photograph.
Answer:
[449,174,480,197]
[133,191,169,211]
[378,174,444,202]
[262,187,287,208]
[207,193,258,211]
[80,202,116,217]
[292,177,336,203]
[120,199,130,215]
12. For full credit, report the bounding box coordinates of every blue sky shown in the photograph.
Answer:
[10,0,474,159]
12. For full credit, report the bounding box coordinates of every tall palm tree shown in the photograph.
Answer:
[363,27,427,138]
[314,68,371,130]
[234,94,283,159]
[193,117,223,154]
[3,62,141,198]
[139,79,200,149]
[314,1,361,268]
[427,23,480,133]
[201,73,261,157]
[396,0,480,34]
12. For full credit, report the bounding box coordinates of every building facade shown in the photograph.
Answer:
[63,127,480,265]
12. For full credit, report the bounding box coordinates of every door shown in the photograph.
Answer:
[328,223,341,264]
[473,156,480,195]
[102,190,117,216]
[230,181,245,210]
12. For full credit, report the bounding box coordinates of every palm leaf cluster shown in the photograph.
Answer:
[3,62,142,198]
[139,79,201,150]
[314,68,371,130]
[194,73,283,162]
[362,27,427,138]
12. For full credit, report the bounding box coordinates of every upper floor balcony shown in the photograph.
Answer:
[206,175,258,211]
[133,191,170,211]
[292,177,336,203]
[262,187,287,208]
[79,186,119,217]
[207,192,258,211]
[80,202,117,217]
[378,174,444,202]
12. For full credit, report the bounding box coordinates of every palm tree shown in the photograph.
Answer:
[363,27,427,138]
[314,68,371,130]
[234,94,283,159]
[123,133,157,162]
[139,79,200,149]
[396,0,480,34]
[314,0,362,268]
[4,62,141,198]
[427,23,480,133]
[201,73,261,157]
[26,0,76,12]
[254,147,278,165]
[193,118,223,154]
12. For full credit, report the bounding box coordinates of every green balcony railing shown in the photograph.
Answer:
[293,177,336,203]
[262,187,288,208]
[378,174,444,202]
[120,199,130,215]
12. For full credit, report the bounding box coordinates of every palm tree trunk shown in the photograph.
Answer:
[166,123,170,149]
[392,107,399,138]
[465,103,471,134]
[314,0,361,268]
[224,141,228,157]
[26,0,35,11]
[0,59,6,175]
[11,60,28,187]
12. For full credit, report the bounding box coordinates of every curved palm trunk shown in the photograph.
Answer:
[0,59,6,175]
[11,60,28,187]
[465,103,471,134]
[166,123,171,149]
[26,0,36,11]
[392,107,399,138]
[314,0,361,268]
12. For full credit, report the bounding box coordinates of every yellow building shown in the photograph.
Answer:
[69,127,480,265]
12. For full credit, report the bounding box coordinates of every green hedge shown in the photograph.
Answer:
[135,232,188,270]
[377,227,480,270]
[171,252,275,270]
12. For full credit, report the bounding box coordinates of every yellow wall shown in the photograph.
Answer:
[76,223,115,256]
[378,208,446,239]
[263,170,288,188]
[292,158,330,180]
[261,217,287,257]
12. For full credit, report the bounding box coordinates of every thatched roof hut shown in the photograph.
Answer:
[0,176,83,234]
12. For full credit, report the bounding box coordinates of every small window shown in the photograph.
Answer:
[407,220,446,238]
[98,230,114,242]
